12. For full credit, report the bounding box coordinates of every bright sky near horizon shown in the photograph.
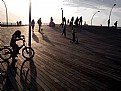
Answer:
[0,0,121,27]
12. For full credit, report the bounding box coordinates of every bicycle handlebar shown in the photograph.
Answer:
[21,35,25,39]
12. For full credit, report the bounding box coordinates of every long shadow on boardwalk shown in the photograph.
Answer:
[50,25,72,41]
[49,25,62,33]
[39,31,55,46]
[20,59,42,91]
[2,61,19,91]
[1,58,40,91]
[83,26,121,48]
[32,32,39,43]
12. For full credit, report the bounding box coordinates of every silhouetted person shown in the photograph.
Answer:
[10,30,24,66]
[114,21,118,29]
[49,17,55,27]
[50,17,53,22]
[16,21,19,26]
[74,17,79,27]
[108,19,110,27]
[69,17,74,28]
[71,27,79,44]
[84,21,87,26]
[67,19,69,25]
[19,21,22,26]
[37,18,42,32]
[61,17,66,37]
[31,19,35,32]
[79,16,83,28]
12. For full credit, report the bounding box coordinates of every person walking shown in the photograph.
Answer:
[67,19,69,25]
[74,17,79,27]
[79,16,83,28]
[37,18,42,32]
[31,19,35,32]
[61,17,66,37]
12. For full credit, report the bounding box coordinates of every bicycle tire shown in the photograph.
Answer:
[1,47,12,60]
[22,47,35,59]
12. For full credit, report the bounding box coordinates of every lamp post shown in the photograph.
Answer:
[61,8,63,27]
[108,4,116,27]
[2,0,8,26]
[91,11,100,26]
[28,0,31,47]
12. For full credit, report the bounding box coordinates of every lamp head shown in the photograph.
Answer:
[98,11,100,12]
[114,4,116,6]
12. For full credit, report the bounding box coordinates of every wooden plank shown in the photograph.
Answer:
[1,25,121,91]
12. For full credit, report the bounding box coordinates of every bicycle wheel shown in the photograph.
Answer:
[1,47,12,60]
[22,47,35,59]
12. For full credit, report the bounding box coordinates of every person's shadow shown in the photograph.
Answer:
[1,57,38,91]
[1,60,19,91]
[40,31,55,46]
[32,32,39,43]
[20,59,39,91]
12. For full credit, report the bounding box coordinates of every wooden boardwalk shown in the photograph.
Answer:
[0,25,121,91]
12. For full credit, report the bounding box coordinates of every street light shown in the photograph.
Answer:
[2,0,8,26]
[28,0,31,47]
[61,8,63,27]
[91,11,100,26]
[108,4,116,27]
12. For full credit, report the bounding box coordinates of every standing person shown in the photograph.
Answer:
[79,16,83,28]
[31,19,35,32]
[37,18,42,32]
[74,17,79,27]
[114,21,118,29]
[69,17,74,28]
[67,19,69,25]
[10,30,24,67]
[61,17,66,37]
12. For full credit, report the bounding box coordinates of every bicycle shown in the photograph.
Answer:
[0,35,35,60]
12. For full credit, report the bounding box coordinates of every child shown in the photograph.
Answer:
[10,30,24,59]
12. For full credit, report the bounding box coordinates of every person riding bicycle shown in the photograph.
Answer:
[10,30,24,58]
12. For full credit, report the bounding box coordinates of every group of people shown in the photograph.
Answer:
[61,16,80,43]
[31,18,42,32]
[31,17,56,32]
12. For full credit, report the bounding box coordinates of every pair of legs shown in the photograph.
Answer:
[62,27,66,37]
[38,25,42,32]
[32,25,35,32]
[11,44,24,67]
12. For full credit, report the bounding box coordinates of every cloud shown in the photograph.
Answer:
[63,0,121,9]
[63,0,121,27]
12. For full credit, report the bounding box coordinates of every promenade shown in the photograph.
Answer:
[0,25,121,91]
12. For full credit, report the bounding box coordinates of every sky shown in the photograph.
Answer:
[0,0,121,27]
